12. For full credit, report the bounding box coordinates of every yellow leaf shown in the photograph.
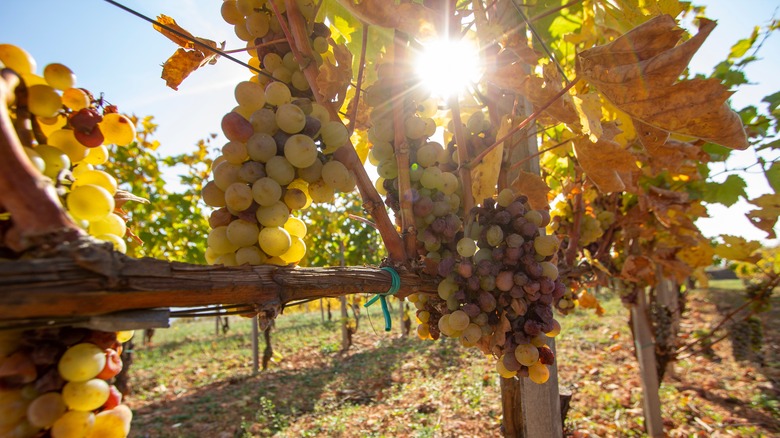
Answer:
[620,255,657,286]
[471,116,506,204]
[335,0,437,38]
[573,136,637,193]
[154,15,195,48]
[153,14,223,90]
[161,48,204,91]
[511,171,551,211]
[745,193,780,239]
[714,235,762,263]
[577,15,748,150]
[317,41,352,105]
[572,93,603,142]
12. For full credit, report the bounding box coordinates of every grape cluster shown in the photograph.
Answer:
[408,190,565,383]
[204,1,355,266]
[0,329,134,438]
[1,43,136,254]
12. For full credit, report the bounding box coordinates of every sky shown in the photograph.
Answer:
[1,0,778,244]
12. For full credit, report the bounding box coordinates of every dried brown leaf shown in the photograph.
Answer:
[154,15,195,48]
[620,255,656,286]
[335,0,437,38]
[573,137,638,193]
[511,170,551,211]
[577,15,748,150]
[317,40,353,105]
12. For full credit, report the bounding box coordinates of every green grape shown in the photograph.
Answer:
[67,184,114,222]
[308,179,334,203]
[221,0,243,24]
[376,159,398,179]
[72,169,117,194]
[249,108,278,135]
[437,277,458,300]
[262,53,283,73]
[497,188,515,207]
[466,110,484,134]
[234,21,253,41]
[525,210,543,227]
[438,171,459,195]
[62,87,89,111]
[96,233,126,253]
[246,132,277,162]
[461,323,482,346]
[202,181,227,207]
[238,160,266,183]
[237,0,264,15]
[214,251,238,266]
[258,226,291,256]
[540,261,558,280]
[528,362,550,384]
[27,84,62,117]
[437,314,452,336]
[276,103,306,134]
[514,343,539,367]
[531,334,548,347]
[62,379,110,411]
[284,134,318,168]
[371,141,394,162]
[245,12,270,38]
[213,161,241,191]
[473,248,492,264]
[320,121,349,151]
[208,226,239,255]
[43,63,76,90]
[312,36,329,54]
[224,182,253,212]
[222,141,248,164]
[279,236,306,263]
[297,159,323,183]
[420,166,442,189]
[22,146,45,173]
[282,52,298,71]
[35,145,69,179]
[375,177,387,195]
[205,247,218,265]
[456,237,477,257]
[284,216,307,238]
[272,67,292,84]
[289,70,308,91]
[309,103,330,124]
[27,392,67,428]
[283,188,308,210]
[321,160,350,191]
[265,81,292,106]
[83,144,109,165]
[448,310,470,331]
[235,246,267,265]
[404,116,427,140]
[534,235,559,257]
[0,43,36,74]
[252,177,282,206]
[265,156,296,186]
[486,225,504,247]
[48,129,88,163]
[416,142,440,168]
[226,219,260,248]
[51,410,94,438]
[255,201,290,227]
[99,113,136,146]
[422,117,436,137]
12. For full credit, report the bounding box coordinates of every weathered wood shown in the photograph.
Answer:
[631,286,664,437]
[0,244,437,322]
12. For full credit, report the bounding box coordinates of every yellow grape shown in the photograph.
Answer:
[43,63,76,90]
[83,145,109,165]
[235,81,266,114]
[284,134,317,168]
[251,177,282,206]
[307,179,334,203]
[287,179,311,209]
[89,213,127,236]
[201,181,227,208]
[264,256,288,266]
[235,246,267,265]
[215,250,238,266]
[88,404,132,438]
[58,343,106,382]
[67,184,114,222]
[279,236,306,264]
[116,330,134,343]
[221,0,243,25]
[416,323,430,340]
[73,169,117,194]
[264,81,291,106]
[207,226,239,255]
[226,219,260,248]
[62,87,90,111]
[514,344,539,367]
[213,161,241,191]
[48,129,88,163]
[22,146,45,173]
[224,182,253,212]
[461,323,482,345]
[265,156,295,186]
[448,310,470,331]
[96,233,127,253]
[319,121,348,152]
[27,392,67,428]
[0,44,36,74]
[496,355,517,378]
[51,410,95,438]
[283,216,306,238]
[528,362,550,384]
[0,389,27,429]
[62,379,110,411]
[531,334,548,347]
[204,247,219,265]
[255,201,290,227]
[258,226,291,256]
[546,320,561,337]
[28,84,62,118]
[99,113,135,146]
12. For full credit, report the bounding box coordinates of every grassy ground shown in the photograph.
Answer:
[125,283,779,437]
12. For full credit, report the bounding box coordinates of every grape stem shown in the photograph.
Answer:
[564,168,583,267]
[281,0,407,263]
[346,24,369,136]
[391,32,418,258]
[0,69,82,251]
[450,96,475,214]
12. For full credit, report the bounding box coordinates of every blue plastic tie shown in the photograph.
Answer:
[364,267,401,332]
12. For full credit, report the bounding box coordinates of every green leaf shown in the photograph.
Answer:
[728,27,759,59]
[756,137,780,152]
[702,142,732,161]
[765,161,780,193]
[702,174,747,207]
[762,90,780,113]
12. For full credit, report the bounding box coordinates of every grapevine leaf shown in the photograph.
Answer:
[577,289,605,315]
[510,171,551,211]
[676,235,715,269]
[334,0,437,38]
[471,117,506,204]
[728,27,759,59]
[765,161,780,193]
[620,255,656,286]
[713,235,762,263]
[153,15,196,48]
[317,40,353,105]
[573,136,637,193]
[161,48,204,91]
[572,93,603,142]
[577,15,749,150]
[745,193,780,239]
[701,174,747,207]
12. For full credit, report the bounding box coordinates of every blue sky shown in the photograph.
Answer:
[1,0,778,243]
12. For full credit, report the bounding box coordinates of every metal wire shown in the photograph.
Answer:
[509,0,571,84]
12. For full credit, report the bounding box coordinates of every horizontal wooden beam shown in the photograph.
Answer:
[0,243,437,322]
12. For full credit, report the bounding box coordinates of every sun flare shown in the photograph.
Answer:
[414,38,482,98]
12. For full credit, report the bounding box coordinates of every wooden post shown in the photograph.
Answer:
[631,285,664,437]
[654,266,680,380]
[251,315,259,375]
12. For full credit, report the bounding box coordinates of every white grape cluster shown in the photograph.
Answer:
[0,43,136,254]
[0,329,134,438]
